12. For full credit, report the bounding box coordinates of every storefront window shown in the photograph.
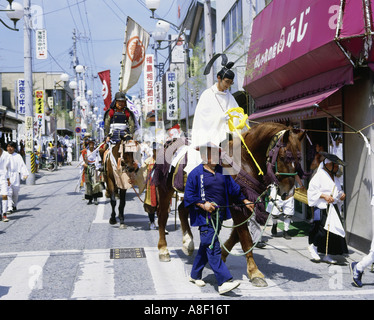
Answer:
[222,0,243,49]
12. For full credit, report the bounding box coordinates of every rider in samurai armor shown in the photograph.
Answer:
[104,92,138,143]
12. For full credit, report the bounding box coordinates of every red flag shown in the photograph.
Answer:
[98,70,112,111]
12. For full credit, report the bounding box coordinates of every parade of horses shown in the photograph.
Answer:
[2,0,374,301]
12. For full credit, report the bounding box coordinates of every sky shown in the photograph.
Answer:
[0,0,179,110]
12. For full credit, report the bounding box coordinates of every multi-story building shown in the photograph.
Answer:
[0,71,74,148]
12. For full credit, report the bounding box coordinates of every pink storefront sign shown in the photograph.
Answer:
[242,0,372,109]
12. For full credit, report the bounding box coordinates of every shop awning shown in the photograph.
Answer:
[249,86,341,122]
[243,0,371,111]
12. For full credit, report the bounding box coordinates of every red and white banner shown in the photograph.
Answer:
[98,70,112,111]
[144,54,155,114]
[119,17,150,93]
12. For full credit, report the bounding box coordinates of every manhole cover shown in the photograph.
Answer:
[110,248,146,259]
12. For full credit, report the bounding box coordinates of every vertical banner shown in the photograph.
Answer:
[34,90,45,135]
[170,34,185,63]
[144,54,155,114]
[25,116,34,153]
[36,29,48,60]
[98,70,112,111]
[155,81,163,110]
[119,17,150,93]
[17,79,26,114]
[166,72,178,120]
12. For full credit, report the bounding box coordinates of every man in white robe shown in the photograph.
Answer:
[185,55,240,174]
[0,147,11,221]
[307,152,348,263]
[6,142,29,214]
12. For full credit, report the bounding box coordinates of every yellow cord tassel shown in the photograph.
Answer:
[226,107,264,175]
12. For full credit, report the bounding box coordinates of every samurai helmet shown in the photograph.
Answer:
[203,53,235,80]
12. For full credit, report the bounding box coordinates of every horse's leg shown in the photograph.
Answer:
[118,188,127,229]
[109,192,117,225]
[234,220,268,287]
[157,187,174,262]
[106,176,117,225]
[179,200,194,256]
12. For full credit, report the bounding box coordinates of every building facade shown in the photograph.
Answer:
[0,71,74,149]
[243,0,374,251]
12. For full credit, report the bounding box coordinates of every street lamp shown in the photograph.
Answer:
[145,0,160,18]
[146,2,190,131]
[1,0,23,31]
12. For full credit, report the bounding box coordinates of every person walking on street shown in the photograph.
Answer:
[307,152,348,264]
[83,140,102,205]
[143,143,158,230]
[57,143,64,167]
[184,142,254,295]
[350,233,374,287]
[0,146,11,222]
[6,141,29,214]
[66,144,73,166]
[271,175,304,240]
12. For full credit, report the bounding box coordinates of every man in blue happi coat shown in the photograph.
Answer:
[184,142,254,294]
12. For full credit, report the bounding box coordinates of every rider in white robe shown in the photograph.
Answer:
[185,54,239,174]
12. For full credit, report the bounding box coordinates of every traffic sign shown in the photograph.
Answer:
[75,127,81,133]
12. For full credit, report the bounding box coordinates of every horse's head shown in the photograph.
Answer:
[113,139,139,173]
[270,129,305,199]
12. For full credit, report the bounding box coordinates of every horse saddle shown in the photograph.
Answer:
[172,153,188,193]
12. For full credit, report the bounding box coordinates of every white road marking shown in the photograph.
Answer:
[71,249,115,299]
[92,201,107,224]
[0,248,373,299]
[144,247,203,297]
[0,252,50,300]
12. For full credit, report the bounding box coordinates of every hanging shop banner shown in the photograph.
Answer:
[119,17,150,93]
[98,70,112,111]
[170,34,185,63]
[144,54,155,113]
[36,29,48,60]
[16,79,26,114]
[166,72,178,120]
[155,81,163,110]
[34,90,45,135]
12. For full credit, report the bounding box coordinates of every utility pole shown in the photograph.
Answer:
[204,0,214,87]
[24,0,35,185]
[71,29,79,161]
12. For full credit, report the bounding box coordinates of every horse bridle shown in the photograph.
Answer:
[265,130,299,185]
[117,138,138,173]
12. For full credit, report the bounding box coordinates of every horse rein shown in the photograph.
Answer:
[266,130,299,180]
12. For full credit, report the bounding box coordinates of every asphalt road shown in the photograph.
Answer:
[0,162,372,303]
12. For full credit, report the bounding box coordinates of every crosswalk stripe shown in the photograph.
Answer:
[144,247,203,297]
[71,249,115,299]
[0,247,373,299]
[0,252,50,300]
[92,201,107,224]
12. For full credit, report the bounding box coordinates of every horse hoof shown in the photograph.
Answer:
[119,223,127,229]
[109,217,117,225]
[182,233,194,256]
[251,277,268,287]
[159,253,171,262]
[182,241,194,256]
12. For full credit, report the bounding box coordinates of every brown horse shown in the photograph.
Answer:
[103,138,139,229]
[152,122,305,287]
